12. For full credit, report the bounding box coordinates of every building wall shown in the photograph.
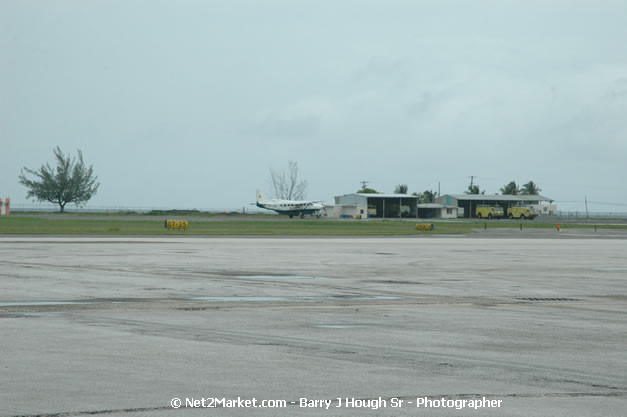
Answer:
[323,205,367,219]
[440,207,458,219]
[530,204,558,215]
[436,195,556,218]
[0,198,9,216]
[335,194,417,218]
[441,195,459,207]
[418,205,458,219]
[335,194,368,206]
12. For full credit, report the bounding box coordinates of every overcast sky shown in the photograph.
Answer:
[1,0,626,212]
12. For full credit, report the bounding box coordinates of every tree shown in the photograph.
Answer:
[269,160,308,200]
[500,181,519,195]
[412,191,423,202]
[465,184,484,195]
[394,184,408,194]
[358,188,380,194]
[521,181,542,195]
[357,180,379,194]
[422,190,438,203]
[19,146,100,213]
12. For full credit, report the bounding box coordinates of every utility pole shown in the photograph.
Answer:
[360,180,369,191]
[585,196,589,218]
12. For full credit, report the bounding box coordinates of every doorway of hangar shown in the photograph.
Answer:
[455,198,526,218]
[366,196,418,218]
[455,199,507,219]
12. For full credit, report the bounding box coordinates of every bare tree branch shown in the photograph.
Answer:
[269,160,308,200]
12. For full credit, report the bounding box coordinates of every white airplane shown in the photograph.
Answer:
[255,189,324,219]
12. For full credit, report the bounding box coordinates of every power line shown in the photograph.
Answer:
[554,200,627,207]
[588,201,627,207]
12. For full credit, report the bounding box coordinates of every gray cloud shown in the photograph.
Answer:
[256,115,322,139]
[2,0,626,211]
[608,77,627,99]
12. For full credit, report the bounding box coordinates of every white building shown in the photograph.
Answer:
[331,193,419,219]
[417,203,459,219]
[435,194,556,218]
[0,198,10,216]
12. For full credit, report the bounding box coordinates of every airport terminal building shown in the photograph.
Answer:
[435,194,556,218]
[324,192,556,219]
[324,193,557,219]
[330,193,419,219]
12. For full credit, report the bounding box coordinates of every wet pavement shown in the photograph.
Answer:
[1,236,626,416]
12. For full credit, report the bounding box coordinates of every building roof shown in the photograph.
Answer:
[354,193,419,199]
[441,194,553,202]
[418,203,457,209]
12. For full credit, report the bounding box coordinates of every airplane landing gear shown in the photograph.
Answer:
[300,213,305,219]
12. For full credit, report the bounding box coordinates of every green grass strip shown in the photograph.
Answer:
[1,217,625,236]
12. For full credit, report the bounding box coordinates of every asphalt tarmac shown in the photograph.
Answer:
[1,236,626,416]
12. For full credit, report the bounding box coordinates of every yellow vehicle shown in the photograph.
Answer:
[475,206,504,219]
[507,206,537,220]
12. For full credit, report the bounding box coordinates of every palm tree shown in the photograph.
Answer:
[521,181,541,195]
[394,184,408,194]
[465,184,484,194]
[412,192,423,202]
[500,181,519,195]
[422,190,438,203]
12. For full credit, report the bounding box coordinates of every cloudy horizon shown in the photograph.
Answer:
[2,0,626,213]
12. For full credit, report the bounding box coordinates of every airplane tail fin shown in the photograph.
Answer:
[256,189,263,203]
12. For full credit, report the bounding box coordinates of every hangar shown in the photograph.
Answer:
[417,203,459,219]
[435,194,556,218]
[334,193,419,218]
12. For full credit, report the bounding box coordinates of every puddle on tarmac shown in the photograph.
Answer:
[191,295,400,302]
[331,295,399,300]
[19,312,67,317]
[237,275,319,280]
[0,301,91,307]
[192,296,287,302]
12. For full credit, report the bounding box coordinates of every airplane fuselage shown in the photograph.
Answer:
[255,190,324,218]
[256,201,323,218]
